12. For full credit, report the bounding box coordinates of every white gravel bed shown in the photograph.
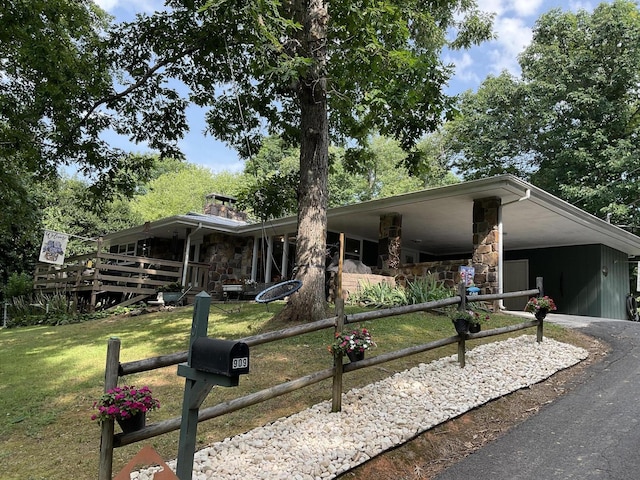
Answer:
[133,335,588,480]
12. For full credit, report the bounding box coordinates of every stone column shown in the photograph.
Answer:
[378,213,402,273]
[472,197,500,295]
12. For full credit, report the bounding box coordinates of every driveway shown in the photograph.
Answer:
[435,313,640,480]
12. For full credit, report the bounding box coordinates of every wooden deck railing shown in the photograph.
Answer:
[33,252,201,309]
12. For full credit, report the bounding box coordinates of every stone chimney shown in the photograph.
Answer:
[203,193,247,222]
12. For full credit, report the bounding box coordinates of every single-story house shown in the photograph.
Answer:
[34,175,640,319]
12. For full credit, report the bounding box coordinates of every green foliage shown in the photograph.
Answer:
[131,164,247,220]
[5,291,111,327]
[0,163,46,285]
[43,176,142,255]
[3,272,33,299]
[447,0,640,227]
[348,276,454,308]
[0,0,137,192]
[348,281,407,308]
[404,276,454,304]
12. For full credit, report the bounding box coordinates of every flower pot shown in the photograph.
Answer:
[535,308,549,321]
[452,319,469,335]
[116,412,146,433]
[469,322,481,334]
[347,350,365,362]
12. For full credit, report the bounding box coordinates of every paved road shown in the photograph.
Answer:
[435,314,640,480]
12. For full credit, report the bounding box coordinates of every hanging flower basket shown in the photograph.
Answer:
[525,296,557,320]
[91,385,160,432]
[328,327,375,361]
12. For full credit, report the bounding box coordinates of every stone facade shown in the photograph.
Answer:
[202,233,252,298]
[393,259,470,289]
[378,213,402,272]
[472,197,501,295]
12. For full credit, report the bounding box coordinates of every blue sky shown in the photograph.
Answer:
[93,0,606,173]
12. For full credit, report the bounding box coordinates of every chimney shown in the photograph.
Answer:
[203,193,247,222]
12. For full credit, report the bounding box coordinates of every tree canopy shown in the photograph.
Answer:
[1,0,493,320]
[447,0,640,228]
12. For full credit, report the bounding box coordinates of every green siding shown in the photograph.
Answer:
[600,245,629,319]
[505,244,630,320]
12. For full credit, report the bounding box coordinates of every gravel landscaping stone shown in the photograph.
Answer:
[132,335,588,480]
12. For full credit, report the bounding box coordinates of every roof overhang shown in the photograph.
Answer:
[257,175,640,257]
[103,175,640,257]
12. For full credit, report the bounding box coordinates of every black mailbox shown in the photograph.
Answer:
[190,338,250,377]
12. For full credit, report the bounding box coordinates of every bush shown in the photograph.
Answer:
[3,272,33,299]
[348,280,407,308]
[347,275,454,308]
[405,276,454,304]
[6,292,88,327]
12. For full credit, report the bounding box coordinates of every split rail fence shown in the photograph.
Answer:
[98,278,545,479]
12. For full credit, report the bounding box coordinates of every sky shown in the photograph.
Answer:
[93,0,606,174]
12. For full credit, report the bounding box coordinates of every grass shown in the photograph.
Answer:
[0,302,570,479]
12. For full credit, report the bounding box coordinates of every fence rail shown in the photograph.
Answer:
[99,281,544,479]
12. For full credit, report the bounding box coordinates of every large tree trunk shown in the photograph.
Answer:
[276,0,330,322]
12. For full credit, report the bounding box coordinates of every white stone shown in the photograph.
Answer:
[133,335,587,480]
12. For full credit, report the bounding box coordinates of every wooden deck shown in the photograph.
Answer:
[34,251,209,310]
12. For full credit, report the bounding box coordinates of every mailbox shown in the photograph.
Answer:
[190,338,250,377]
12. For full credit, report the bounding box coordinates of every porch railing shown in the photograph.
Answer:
[34,252,186,309]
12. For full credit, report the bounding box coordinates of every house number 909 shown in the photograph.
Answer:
[232,357,248,369]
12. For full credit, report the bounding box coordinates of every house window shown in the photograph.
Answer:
[345,237,361,261]
[110,243,136,256]
[118,243,136,256]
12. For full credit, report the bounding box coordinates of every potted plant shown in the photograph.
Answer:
[328,327,375,362]
[525,296,557,320]
[468,309,490,333]
[157,281,183,293]
[449,309,475,335]
[91,385,160,433]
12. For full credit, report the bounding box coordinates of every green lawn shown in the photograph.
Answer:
[0,302,567,479]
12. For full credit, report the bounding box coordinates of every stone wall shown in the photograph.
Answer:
[472,197,500,295]
[393,259,470,289]
[202,233,252,298]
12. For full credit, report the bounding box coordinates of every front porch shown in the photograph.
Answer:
[33,251,209,310]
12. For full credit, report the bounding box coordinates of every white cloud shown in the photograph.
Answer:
[92,0,163,15]
[508,0,545,17]
[92,0,119,10]
[493,16,532,59]
[448,52,481,84]
[477,0,507,16]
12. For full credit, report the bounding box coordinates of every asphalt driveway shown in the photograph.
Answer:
[435,314,640,480]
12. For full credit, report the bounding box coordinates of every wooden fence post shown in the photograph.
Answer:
[457,282,467,367]
[536,277,544,343]
[98,337,121,480]
[176,292,213,480]
[90,237,103,311]
[331,233,345,413]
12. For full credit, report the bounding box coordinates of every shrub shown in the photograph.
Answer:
[3,272,33,299]
[348,275,454,308]
[348,280,407,307]
[6,293,86,327]
[404,276,453,304]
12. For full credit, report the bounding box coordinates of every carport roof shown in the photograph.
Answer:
[259,175,640,257]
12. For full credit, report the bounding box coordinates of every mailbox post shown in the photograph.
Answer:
[175,292,249,479]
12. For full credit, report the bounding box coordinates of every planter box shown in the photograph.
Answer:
[162,292,183,304]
